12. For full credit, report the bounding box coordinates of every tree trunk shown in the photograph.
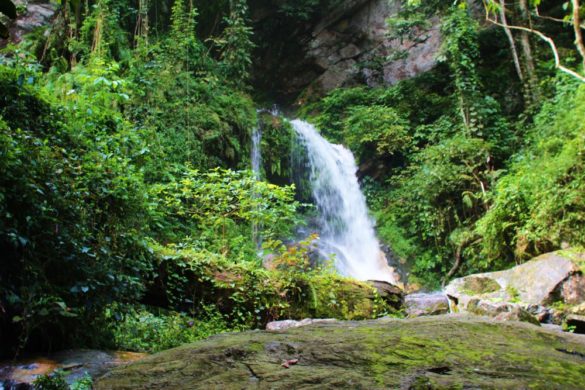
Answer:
[572,0,585,69]
[499,0,524,81]
[442,237,481,287]
[518,0,539,102]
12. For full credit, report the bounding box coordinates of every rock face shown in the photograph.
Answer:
[252,0,442,100]
[445,251,585,321]
[0,1,56,48]
[95,316,585,389]
[405,293,450,317]
[304,0,441,96]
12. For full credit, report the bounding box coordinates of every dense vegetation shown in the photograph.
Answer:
[302,1,585,288]
[0,0,398,358]
[0,0,584,361]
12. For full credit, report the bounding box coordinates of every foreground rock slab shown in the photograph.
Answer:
[96,316,585,389]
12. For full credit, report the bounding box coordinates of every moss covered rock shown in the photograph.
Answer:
[445,250,585,324]
[96,316,585,389]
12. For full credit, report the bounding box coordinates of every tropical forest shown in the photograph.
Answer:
[0,0,585,388]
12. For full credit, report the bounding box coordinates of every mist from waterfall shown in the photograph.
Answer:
[290,119,396,284]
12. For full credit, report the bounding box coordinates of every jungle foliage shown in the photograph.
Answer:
[1,0,584,357]
[304,1,585,288]
[0,0,400,358]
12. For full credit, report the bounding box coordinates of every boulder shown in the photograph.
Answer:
[445,251,585,317]
[493,306,541,326]
[405,293,450,317]
[95,316,585,389]
[367,280,404,309]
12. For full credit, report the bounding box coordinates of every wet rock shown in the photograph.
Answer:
[405,293,450,317]
[95,316,585,389]
[0,350,145,388]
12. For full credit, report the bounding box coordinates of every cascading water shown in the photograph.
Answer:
[251,124,263,249]
[251,126,262,180]
[291,119,396,284]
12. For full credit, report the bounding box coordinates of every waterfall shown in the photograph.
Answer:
[251,125,263,249]
[251,126,262,180]
[291,119,396,284]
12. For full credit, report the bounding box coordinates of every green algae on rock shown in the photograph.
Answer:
[95,316,585,389]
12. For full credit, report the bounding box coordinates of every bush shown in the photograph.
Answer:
[110,305,234,353]
[477,80,585,262]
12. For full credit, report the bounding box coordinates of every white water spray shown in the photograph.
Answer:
[291,119,396,284]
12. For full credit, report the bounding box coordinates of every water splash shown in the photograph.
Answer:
[291,119,396,284]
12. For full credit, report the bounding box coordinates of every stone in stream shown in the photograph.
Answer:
[95,316,585,389]
[404,293,450,317]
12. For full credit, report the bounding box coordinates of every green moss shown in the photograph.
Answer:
[96,317,585,389]
[461,276,501,295]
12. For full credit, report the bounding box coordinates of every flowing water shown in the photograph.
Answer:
[290,119,396,284]
[251,126,262,180]
[251,126,263,248]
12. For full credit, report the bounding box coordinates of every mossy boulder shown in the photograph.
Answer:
[446,250,585,322]
[96,316,585,389]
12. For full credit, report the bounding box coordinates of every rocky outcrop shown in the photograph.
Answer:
[445,250,585,326]
[304,0,441,96]
[95,316,585,389]
[251,0,442,101]
[405,293,450,317]
[0,1,56,48]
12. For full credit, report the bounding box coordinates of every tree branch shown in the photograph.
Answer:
[483,1,585,82]
[534,8,585,29]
